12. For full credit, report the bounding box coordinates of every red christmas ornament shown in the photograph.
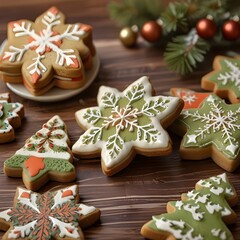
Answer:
[196,18,217,39]
[222,20,240,41]
[141,21,162,43]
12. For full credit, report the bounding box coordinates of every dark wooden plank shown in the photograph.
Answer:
[0,0,239,239]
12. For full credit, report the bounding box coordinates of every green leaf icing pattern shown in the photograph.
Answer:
[4,115,74,182]
[145,173,236,240]
[208,57,240,98]
[178,94,240,159]
[73,76,180,168]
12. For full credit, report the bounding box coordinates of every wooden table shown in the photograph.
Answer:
[0,0,239,239]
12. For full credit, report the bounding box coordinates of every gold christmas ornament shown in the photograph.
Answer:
[119,26,138,48]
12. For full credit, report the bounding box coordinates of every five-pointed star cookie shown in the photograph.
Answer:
[201,56,240,103]
[0,93,24,144]
[172,94,240,172]
[72,76,184,176]
[0,185,100,240]
[4,115,76,190]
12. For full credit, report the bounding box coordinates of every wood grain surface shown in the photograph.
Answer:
[0,0,239,239]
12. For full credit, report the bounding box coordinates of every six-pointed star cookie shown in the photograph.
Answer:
[201,56,240,103]
[0,93,24,144]
[72,76,184,176]
[172,94,240,172]
[0,6,95,95]
[4,115,76,190]
[0,185,100,240]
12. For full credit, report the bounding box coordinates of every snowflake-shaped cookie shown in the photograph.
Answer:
[170,88,211,109]
[0,7,95,95]
[0,185,100,240]
[72,76,184,176]
[202,56,240,103]
[0,93,24,144]
[173,94,240,172]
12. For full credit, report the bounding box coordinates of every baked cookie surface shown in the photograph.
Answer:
[170,87,211,109]
[0,7,95,95]
[201,56,240,103]
[72,76,184,176]
[4,115,76,190]
[172,94,240,172]
[141,173,238,240]
[0,93,24,143]
[0,185,100,240]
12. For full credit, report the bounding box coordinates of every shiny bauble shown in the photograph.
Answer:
[196,18,217,39]
[119,26,138,48]
[141,21,162,43]
[222,20,240,41]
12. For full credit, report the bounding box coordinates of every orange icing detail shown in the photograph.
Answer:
[8,20,22,29]
[25,156,45,177]
[181,92,211,109]
[20,192,30,199]
[79,24,92,32]
[61,189,73,198]
[48,6,59,15]
[31,72,41,84]
[13,231,21,237]
[69,58,79,68]
[66,228,74,233]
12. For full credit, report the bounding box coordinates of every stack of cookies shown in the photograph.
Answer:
[0,7,95,95]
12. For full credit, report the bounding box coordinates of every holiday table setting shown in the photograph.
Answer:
[0,0,240,239]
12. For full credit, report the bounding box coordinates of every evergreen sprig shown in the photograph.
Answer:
[164,30,210,75]
[108,0,240,75]
[108,0,162,27]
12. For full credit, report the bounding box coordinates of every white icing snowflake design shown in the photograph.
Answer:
[217,59,240,93]
[2,7,91,83]
[0,186,97,239]
[73,76,181,171]
[180,95,240,158]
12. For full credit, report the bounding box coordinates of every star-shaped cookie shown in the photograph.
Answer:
[172,94,240,172]
[4,115,76,190]
[0,7,95,95]
[201,56,240,103]
[0,185,100,239]
[170,88,211,109]
[0,93,24,144]
[72,76,184,176]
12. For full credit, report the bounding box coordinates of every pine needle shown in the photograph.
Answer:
[164,30,210,75]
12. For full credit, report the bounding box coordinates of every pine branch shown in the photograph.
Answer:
[108,0,162,27]
[161,2,189,33]
[164,30,210,75]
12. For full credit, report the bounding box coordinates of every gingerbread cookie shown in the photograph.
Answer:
[171,94,240,172]
[0,185,101,239]
[0,6,95,96]
[201,56,240,103]
[141,173,238,240]
[0,93,24,144]
[72,76,184,176]
[4,115,76,190]
[170,87,211,109]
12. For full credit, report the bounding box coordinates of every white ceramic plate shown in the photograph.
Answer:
[6,55,100,102]
[1,40,100,102]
